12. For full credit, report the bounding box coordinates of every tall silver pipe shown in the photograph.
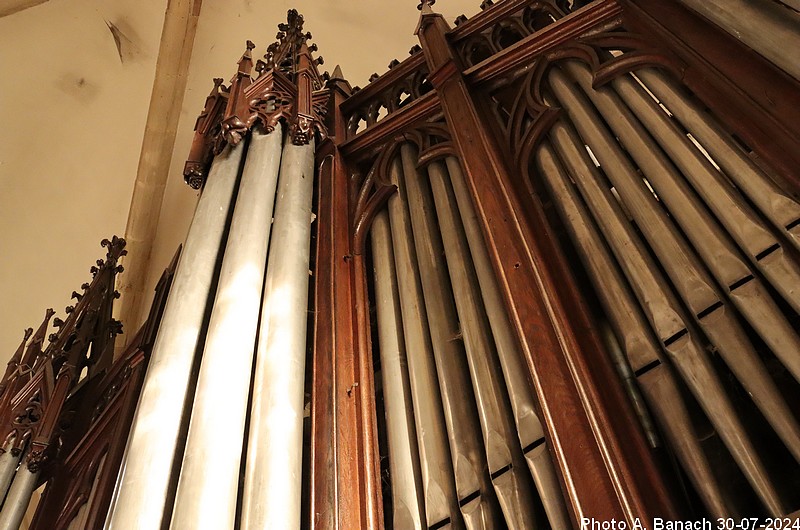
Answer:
[169,126,283,529]
[428,160,538,529]
[386,156,461,528]
[638,366,733,517]
[241,136,315,530]
[611,71,800,315]
[443,157,571,529]
[0,449,19,503]
[542,112,782,515]
[105,142,245,530]
[371,210,426,530]
[0,467,38,530]
[400,144,500,527]
[633,68,800,253]
[536,137,730,516]
[675,0,800,81]
[563,62,800,462]
[442,158,543,453]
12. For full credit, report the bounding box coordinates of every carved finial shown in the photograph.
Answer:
[236,40,256,74]
[417,0,436,11]
[331,64,344,80]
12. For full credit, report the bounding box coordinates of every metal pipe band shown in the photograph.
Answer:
[400,144,500,526]
[543,112,783,515]
[565,62,800,464]
[428,160,540,529]
[634,69,800,252]
[535,139,729,516]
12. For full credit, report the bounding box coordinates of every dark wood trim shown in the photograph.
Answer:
[416,6,682,523]
[341,53,427,116]
[620,0,800,197]
[465,0,623,85]
[340,93,441,160]
[309,76,384,529]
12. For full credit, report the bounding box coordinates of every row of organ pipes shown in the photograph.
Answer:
[364,64,800,526]
[0,4,798,529]
[370,146,573,529]
[105,124,316,529]
[532,61,800,516]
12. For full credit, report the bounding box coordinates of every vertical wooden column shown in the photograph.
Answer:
[415,3,680,524]
[309,69,383,530]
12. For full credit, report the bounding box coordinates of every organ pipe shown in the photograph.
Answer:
[371,210,427,530]
[563,62,800,464]
[540,100,781,514]
[0,468,38,530]
[443,157,571,530]
[0,448,19,504]
[536,137,731,516]
[400,143,501,527]
[427,160,539,529]
[241,136,315,530]
[386,155,462,528]
[105,142,245,530]
[169,126,283,529]
[634,68,800,298]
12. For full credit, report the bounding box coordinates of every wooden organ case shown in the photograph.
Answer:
[2,0,799,528]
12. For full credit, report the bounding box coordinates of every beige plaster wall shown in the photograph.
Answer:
[0,0,166,359]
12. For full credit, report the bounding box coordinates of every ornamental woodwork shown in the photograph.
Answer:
[183,9,329,189]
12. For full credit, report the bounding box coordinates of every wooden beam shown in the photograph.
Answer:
[115,0,202,348]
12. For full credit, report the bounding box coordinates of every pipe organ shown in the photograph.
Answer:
[3,0,800,528]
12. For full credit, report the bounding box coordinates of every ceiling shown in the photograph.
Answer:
[0,0,480,361]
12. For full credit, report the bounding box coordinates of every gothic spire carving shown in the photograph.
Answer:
[0,237,126,472]
[183,10,330,189]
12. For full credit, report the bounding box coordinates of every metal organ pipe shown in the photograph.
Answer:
[427,160,539,530]
[0,467,38,530]
[386,155,462,528]
[443,157,571,530]
[0,447,19,503]
[105,142,245,530]
[561,62,800,464]
[399,144,501,528]
[535,138,730,516]
[241,135,315,530]
[634,68,800,299]
[610,73,800,382]
[539,91,781,515]
[169,126,283,529]
[371,210,427,530]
